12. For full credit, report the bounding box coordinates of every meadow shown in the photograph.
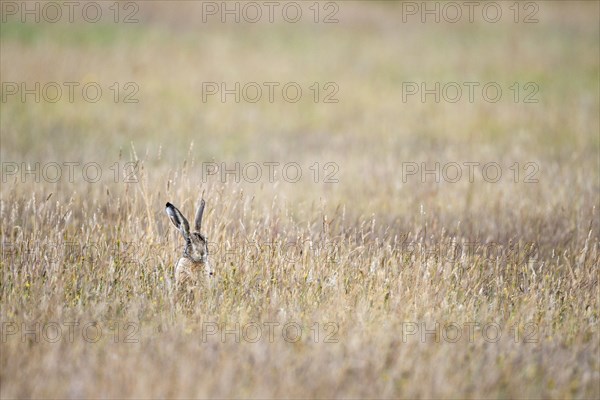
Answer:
[1,1,599,398]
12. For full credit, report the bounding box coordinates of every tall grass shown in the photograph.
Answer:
[1,2,599,398]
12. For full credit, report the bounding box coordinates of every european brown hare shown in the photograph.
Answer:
[165,200,213,300]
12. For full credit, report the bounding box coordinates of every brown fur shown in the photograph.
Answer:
[165,200,212,302]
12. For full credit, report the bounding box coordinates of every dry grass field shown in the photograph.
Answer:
[1,1,599,398]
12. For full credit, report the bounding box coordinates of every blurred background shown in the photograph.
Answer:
[2,2,598,236]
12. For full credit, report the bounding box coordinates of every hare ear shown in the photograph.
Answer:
[194,199,206,232]
[165,202,190,238]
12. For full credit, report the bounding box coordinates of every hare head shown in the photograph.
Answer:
[165,200,210,270]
